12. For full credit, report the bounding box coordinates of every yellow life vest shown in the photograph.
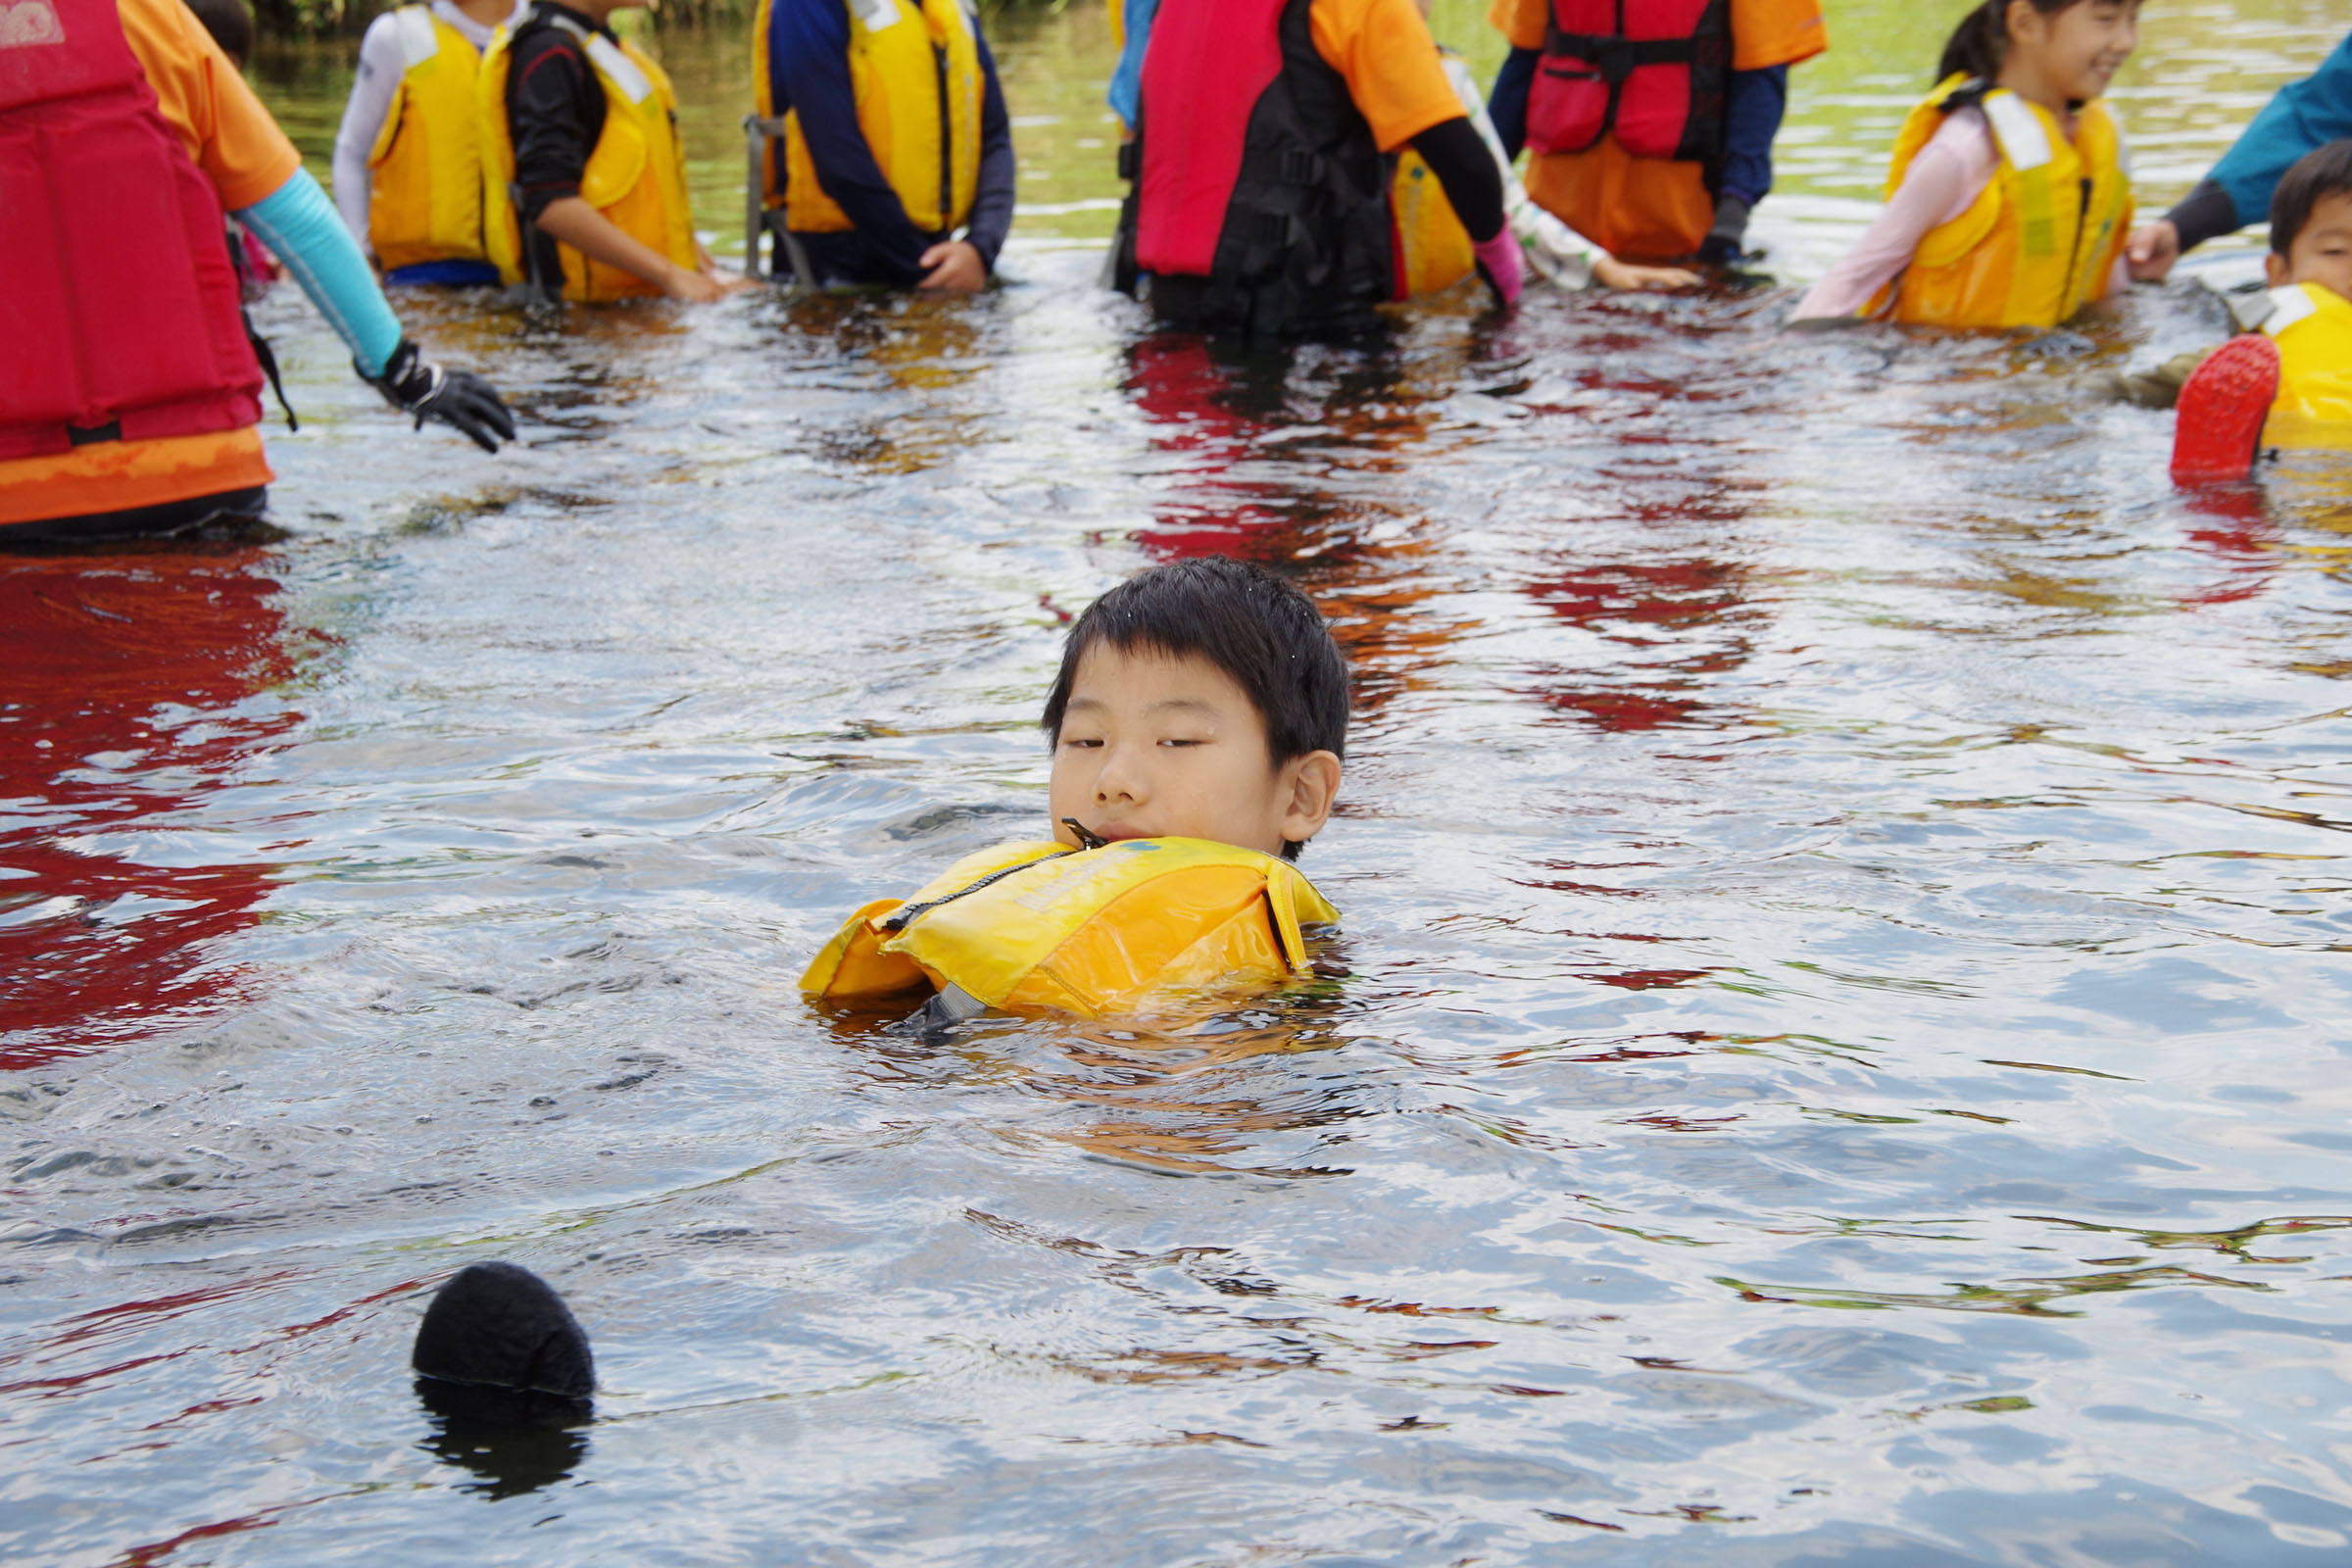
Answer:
[1391,148,1475,299]
[477,10,700,302]
[2260,281,2352,448]
[368,6,491,270]
[751,0,984,237]
[1874,75,2132,329]
[802,837,1341,1020]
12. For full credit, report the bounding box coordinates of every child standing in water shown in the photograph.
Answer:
[1792,0,2139,327]
[332,0,526,286]
[478,0,755,303]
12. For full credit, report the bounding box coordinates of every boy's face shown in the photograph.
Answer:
[2268,191,2352,302]
[1049,644,1342,858]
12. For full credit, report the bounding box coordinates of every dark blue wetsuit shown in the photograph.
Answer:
[764,0,1017,286]
[2166,29,2352,254]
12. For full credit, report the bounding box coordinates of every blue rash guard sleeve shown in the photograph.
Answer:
[2208,29,2352,240]
[1489,45,1536,162]
[1717,65,1787,212]
[1106,0,1155,127]
[768,0,932,282]
[235,168,405,379]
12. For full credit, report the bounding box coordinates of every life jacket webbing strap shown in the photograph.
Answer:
[1542,31,1700,82]
[244,313,298,432]
[2263,284,2319,338]
[1238,144,1325,187]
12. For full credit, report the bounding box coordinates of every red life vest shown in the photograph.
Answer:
[1134,0,1394,337]
[1526,0,1731,166]
[0,0,262,462]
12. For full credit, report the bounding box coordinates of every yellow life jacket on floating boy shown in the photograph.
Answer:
[368,5,493,271]
[750,0,984,238]
[2259,281,2352,448]
[477,9,700,302]
[1872,74,2132,330]
[802,837,1340,1020]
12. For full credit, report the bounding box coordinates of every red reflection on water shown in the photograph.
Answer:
[0,548,300,1069]
[1122,335,1458,717]
[1125,335,1308,566]
[2177,482,2281,608]
[1523,545,1756,732]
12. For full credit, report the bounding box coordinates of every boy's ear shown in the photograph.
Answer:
[2266,251,2291,287]
[1278,751,1343,848]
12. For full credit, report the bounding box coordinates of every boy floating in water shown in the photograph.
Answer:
[805,556,1348,1025]
[2169,140,2352,483]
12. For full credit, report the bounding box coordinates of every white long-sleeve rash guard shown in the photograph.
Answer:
[331,0,525,256]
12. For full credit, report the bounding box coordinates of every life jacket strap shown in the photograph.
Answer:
[243,312,298,432]
[1542,31,1702,84]
[1238,144,1327,188]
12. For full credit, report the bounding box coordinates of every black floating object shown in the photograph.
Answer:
[413,1260,595,1398]
[413,1262,594,1497]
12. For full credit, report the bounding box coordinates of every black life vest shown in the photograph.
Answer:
[1526,0,1730,168]
[1132,0,1394,338]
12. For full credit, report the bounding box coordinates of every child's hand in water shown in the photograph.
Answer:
[663,265,759,304]
[1593,256,1702,291]
[918,241,989,293]
[2127,219,2181,282]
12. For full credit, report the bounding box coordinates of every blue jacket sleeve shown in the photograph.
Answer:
[1106,0,1155,127]
[1489,45,1536,162]
[962,30,1015,270]
[769,0,934,282]
[1717,65,1788,211]
[2210,29,2352,234]
[235,168,404,378]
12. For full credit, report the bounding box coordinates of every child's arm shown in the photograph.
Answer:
[329,13,404,254]
[534,198,746,302]
[2132,32,2352,279]
[1789,114,1993,322]
[510,29,748,302]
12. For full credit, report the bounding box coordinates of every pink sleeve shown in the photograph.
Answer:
[1793,112,1997,320]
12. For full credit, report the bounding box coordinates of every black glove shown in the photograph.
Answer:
[1696,193,1753,267]
[361,338,517,454]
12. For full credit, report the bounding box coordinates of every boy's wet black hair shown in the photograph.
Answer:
[1041,557,1349,859]
[2271,140,2352,258]
[182,0,254,67]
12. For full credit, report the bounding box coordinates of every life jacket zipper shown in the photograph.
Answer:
[2060,174,2091,315]
[932,22,953,237]
[879,847,1080,932]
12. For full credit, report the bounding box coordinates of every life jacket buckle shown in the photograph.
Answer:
[1589,39,1637,84]
[66,421,122,447]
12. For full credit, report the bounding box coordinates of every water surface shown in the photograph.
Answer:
[6,4,2352,1563]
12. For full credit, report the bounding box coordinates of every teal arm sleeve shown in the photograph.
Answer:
[235,168,405,379]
